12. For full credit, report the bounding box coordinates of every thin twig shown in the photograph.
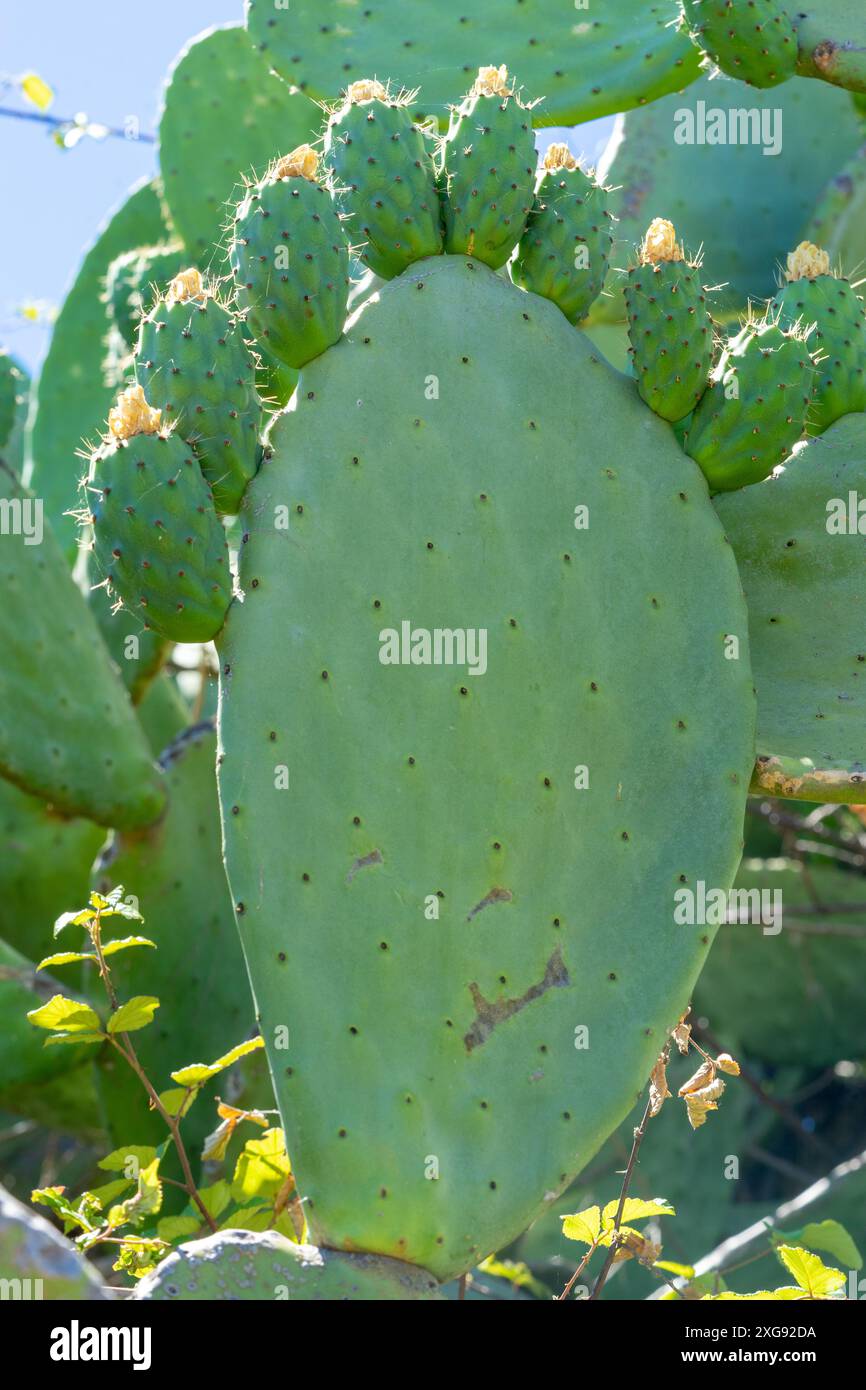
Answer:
[0,105,155,142]
[589,1094,654,1301]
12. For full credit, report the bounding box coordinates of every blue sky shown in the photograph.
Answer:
[1,1,614,377]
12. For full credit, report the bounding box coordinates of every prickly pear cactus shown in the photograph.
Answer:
[105,242,187,352]
[441,66,536,269]
[0,1183,105,1300]
[803,142,866,278]
[0,350,29,460]
[136,269,262,514]
[682,0,797,87]
[132,1229,442,1300]
[684,315,815,490]
[512,145,614,326]
[771,240,866,433]
[85,386,233,643]
[715,412,866,801]
[624,219,714,423]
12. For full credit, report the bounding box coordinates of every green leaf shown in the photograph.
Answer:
[157,1215,200,1243]
[231,1129,291,1205]
[219,1204,273,1233]
[157,1087,197,1119]
[89,1178,134,1208]
[796,1221,862,1273]
[197,1180,232,1221]
[36,951,95,970]
[101,936,156,957]
[98,1144,158,1175]
[777,1245,846,1298]
[208,1036,265,1071]
[170,1035,264,1087]
[602,1197,675,1225]
[53,908,96,938]
[655,1260,695,1278]
[31,1186,94,1231]
[169,1062,214,1087]
[561,1205,602,1245]
[43,1031,104,1046]
[478,1256,550,1299]
[27,995,101,1032]
[114,1157,162,1226]
[706,1289,804,1301]
[107,995,160,1034]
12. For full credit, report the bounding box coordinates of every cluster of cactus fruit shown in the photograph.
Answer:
[2,4,866,1300]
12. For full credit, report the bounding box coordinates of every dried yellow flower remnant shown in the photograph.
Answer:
[684,1077,726,1131]
[346,79,387,105]
[108,384,161,442]
[649,1055,671,1117]
[786,240,831,282]
[715,1052,741,1076]
[473,65,510,98]
[543,142,578,173]
[271,144,320,183]
[640,218,684,265]
[166,267,206,308]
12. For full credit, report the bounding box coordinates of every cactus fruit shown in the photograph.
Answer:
[132,1229,443,1300]
[0,1183,105,1299]
[598,75,865,322]
[684,315,815,490]
[324,81,442,279]
[230,148,351,370]
[245,0,702,128]
[105,243,188,353]
[30,180,172,558]
[158,23,318,261]
[770,241,866,434]
[91,722,266,1161]
[441,67,537,270]
[511,145,614,326]
[681,0,797,88]
[0,459,165,829]
[624,219,714,423]
[217,242,755,1279]
[715,413,866,802]
[136,269,262,515]
[85,385,233,643]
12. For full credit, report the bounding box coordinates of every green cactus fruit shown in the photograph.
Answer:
[136,269,262,515]
[715,413,866,802]
[246,0,701,129]
[230,148,351,371]
[694,858,866,1066]
[0,459,165,829]
[0,1182,106,1299]
[804,143,866,281]
[105,242,187,352]
[91,722,264,1161]
[623,219,715,423]
[684,316,814,491]
[218,252,755,1281]
[159,23,319,261]
[682,0,797,87]
[0,936,96,1092]
[770,240,866,434]
[324,80,442,279]
[30,179,172,559]
[86,386,233,643]
[441,66,536,270]
[598,75,865,322]
[132,1229,442,1300]
[511,144,614,326]
[0,349,29,459]
[0,779,103,959]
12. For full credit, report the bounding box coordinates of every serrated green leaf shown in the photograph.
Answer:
[655,1260,694,1278]
[169,1062,213,1087]
[218,1204,272,1233]
[107,995,160,1034]
[36,950,95,970]
[31,1186,93,1230]
[44,1030,104,1046]
[231,1128,291,1205]
[27,995,101,1032]
[209,1036,265,1072]
[197,1180,232,1220]
[157,1087,197,1119]
[777,1245,847,1297]
[98,1144,158,1175]
[89,1178,134,1208]
[156,1215,200,1243]
[170,1035,264,1087]
[602,1197,675,1225]
[101,935,155,957]
[53,908,95,938]
[797,1221,862,1272]
[561,1205,602,1246]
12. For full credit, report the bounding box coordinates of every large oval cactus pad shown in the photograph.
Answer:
[245,0,700,126]
[715,415,866,801]
[218,256,756,1282]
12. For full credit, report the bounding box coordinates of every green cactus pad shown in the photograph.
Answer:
[105,243,188,352]
[771,264,866,434]
[512,150,614,326]
[218,254,755,1281]
[685,318,814,490]
[86,577,170,706]
[325,83,442,279]
[230,159,351,370]
[136,277,262,515]
[682,0,797,88]
[245,0,701,127]
[133,1229,441,1300]
[0,460,165,829]
[695,858,866,1065]
[715,414,866,801]
[87,414,233,644]
[793,0,866,94]
[598,74,865,321]
[135,672,191,758]
[91,723,262,1160]
[624,229,714,423]
[0,1183,105,1300]
[29,180,171,559]
[441,72,536,270]
[0,350,30,460]
[159,23,319,262]
[804,142,866,279]
[0,778,103,959]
